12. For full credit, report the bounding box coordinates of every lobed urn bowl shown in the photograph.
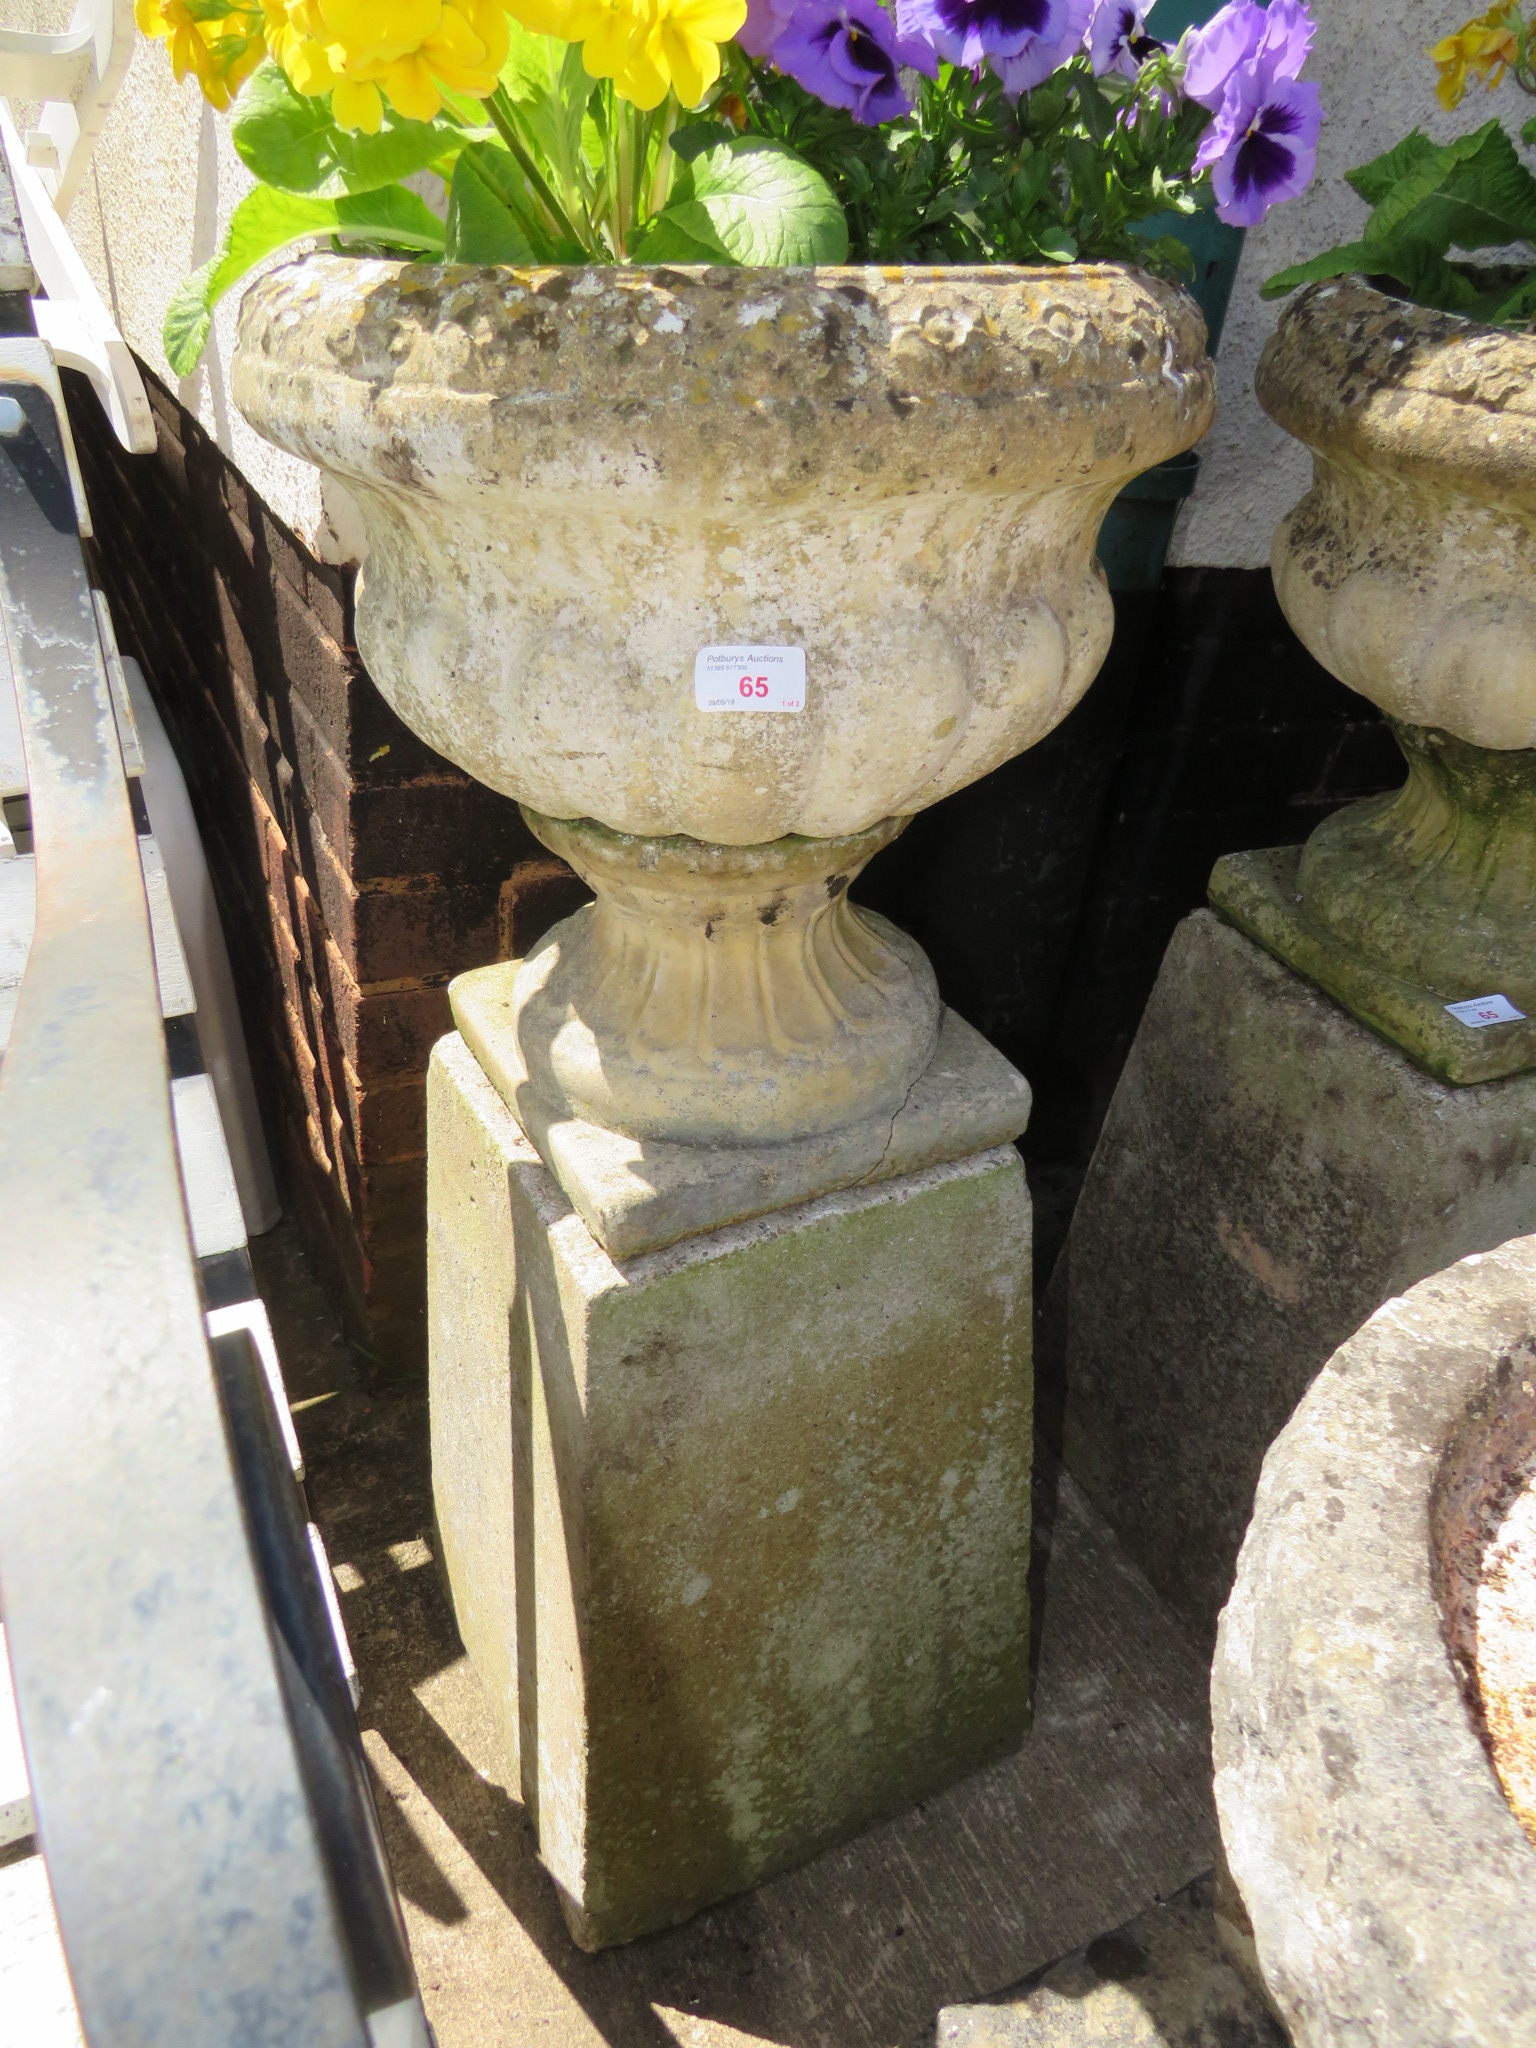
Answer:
[234,257,1214,1149]
[1213,279,1536,1082]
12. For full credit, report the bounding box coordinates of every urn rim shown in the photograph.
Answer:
[1255,276,1536,504]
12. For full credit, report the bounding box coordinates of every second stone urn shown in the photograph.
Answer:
[1211,280,1536,1084]
[235,256,1213,1947]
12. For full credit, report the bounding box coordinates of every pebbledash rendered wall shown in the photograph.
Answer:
[32,0,1442,1365]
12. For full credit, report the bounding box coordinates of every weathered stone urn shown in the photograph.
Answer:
[235,256,1213,1215]
[1211,280,1536,1083]
[234,256,1214,1948]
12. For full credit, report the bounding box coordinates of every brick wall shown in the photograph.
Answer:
[65,366,588,1374]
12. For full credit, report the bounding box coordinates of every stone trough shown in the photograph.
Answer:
[1212,1234,1536,2045]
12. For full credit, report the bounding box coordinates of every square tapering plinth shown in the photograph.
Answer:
[428,1030,1033,1950]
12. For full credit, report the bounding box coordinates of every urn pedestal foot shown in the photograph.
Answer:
[427,1030,1034,1950]
[451,812,1032,1256]
[508,811,943,1147]
[1209,724,1536,1085]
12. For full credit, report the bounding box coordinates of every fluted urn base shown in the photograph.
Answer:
[1210,723,1536,1084]
[507,812,941,1147]
[449,813,1033,1257]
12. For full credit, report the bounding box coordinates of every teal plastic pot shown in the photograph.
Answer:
[1098,0,1248,593]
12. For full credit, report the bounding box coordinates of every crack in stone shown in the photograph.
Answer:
[854,1006,946,1188]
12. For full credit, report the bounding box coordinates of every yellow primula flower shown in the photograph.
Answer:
[650,0,746,106]
[1430,3,1521,108]
[562,0,744,109]
[260,0,512,130]
[135,0,268,109]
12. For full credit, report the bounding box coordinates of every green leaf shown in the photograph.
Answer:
[1362,239,1486,314]
[634,138,847,266]
[231,58,461,197]
[1483,265,1536,324]
[498,31,593,217]
[671,121,736,163]
[1365,121,1511,248]
[163,183,446,376]
[630,202,734,262]
[498,16,566,102]
[1345,122,1536,256]
[1435,122,1536,243]
[1346,128,1441,208]
[1138,233,1196,281]
[1073,75,1115,147]
[446,145,541,262]
[1035,226,1078,262]
[1261,235,1486,315]
[1260,240,1381,299]
[1523,115,1536,147]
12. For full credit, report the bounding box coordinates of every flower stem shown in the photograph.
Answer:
[485,85,589,253]
[647,98,678,221]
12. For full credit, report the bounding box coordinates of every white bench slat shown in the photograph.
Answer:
[170,1073,245,1261]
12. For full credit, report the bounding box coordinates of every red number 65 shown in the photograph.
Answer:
[738,675,770,699]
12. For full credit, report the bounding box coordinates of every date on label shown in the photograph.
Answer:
[1446,992,1527,1028]
[695,645,805,714]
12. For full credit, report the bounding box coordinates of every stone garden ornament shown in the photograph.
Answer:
[1213,3,1536,1082]
[145,0,1318,1951]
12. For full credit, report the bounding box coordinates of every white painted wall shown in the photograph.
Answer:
[8,4,330,550]
[5,0,1500,564]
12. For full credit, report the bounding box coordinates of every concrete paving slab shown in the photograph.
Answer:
[936,1874,1283,2047]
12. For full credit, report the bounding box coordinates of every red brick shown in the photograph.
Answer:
[64,357,584,1375]
[499,859,592,958]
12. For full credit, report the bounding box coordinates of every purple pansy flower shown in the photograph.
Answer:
[897,0,1090,92]
[1087,0,1162,78]
[738,0,796,55]
[774,0,938,123]
[995,0,1093,94]
[1183,0,1313,107]
[1183,0,1320,227]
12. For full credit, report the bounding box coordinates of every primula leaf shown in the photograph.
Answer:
[446,140,581,260]
[1346,129,1442,208]
[1260,241,1382,299]
[446,146,542,262]
[1347,123,1536,252]
[1363,239,1487,314]
[231,59,460,196]
[499,17,565,101]
[1434,123,1536,243]
[634,139,847,266]
[1267,118,1536,322]
[1364,121,1508,248]
[630,202,734,263]
[499,30,593,215]
[163,183,446,376]
[1261,236,1485,314]
[671,121,737,163]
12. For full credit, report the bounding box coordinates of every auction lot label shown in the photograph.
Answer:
[694,646,805,713]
